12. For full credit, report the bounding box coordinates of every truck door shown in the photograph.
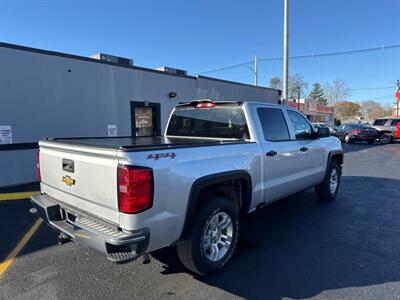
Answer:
[286,109,326,186]
[255,106,303,203]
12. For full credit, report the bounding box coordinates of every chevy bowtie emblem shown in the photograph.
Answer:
[62,175,76,187]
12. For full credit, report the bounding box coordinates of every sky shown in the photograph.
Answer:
[1,0,399,105]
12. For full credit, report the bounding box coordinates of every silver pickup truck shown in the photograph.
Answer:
[31,100,343,275]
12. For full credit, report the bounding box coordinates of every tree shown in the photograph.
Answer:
[333,101,361,120]
[288,74,308,99]
[325,79,350,104]
[309,83,328,105]
[269,76,281,90]
[360,100,389,121]
[269,74,308,99]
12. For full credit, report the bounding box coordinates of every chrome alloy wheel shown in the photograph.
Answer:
[329,168,339,194]
[202,212,234,262]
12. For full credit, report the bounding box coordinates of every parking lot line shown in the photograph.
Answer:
[0,218,43,279]
[0,192,38,201]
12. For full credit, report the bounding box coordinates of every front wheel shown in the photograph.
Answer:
[315,161,341,201]
[177,197,239,276]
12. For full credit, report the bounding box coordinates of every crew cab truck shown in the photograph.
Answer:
[31,100,343,275]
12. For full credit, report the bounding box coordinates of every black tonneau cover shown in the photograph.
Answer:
[46,136,251,152]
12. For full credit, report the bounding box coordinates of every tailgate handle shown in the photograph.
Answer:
[62,159,75,173]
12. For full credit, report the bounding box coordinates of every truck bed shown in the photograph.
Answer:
[45,136,251,151]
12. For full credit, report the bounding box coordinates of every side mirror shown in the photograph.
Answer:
[317,127,330,138]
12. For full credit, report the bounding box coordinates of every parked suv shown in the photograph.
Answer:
[372,118,400,144]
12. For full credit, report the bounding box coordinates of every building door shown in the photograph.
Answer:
[130,102,161,137]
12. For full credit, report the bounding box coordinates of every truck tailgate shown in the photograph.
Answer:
[39,140,120,225]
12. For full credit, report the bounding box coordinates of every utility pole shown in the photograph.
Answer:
[282,0,289,105]
[254,55,259,86]
[396,80,400,117]
[297,86,301,111]
[246,56,259,86]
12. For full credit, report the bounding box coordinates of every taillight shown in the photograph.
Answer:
[36,150,41,182]
[351,129,361,135]
[117,165,153,214]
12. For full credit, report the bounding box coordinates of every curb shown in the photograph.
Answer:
[0,192,39,201]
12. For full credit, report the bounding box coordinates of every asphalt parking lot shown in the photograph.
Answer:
[1,143,400,300]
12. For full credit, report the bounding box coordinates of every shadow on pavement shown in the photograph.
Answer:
[341,142,381,153]
[152,176,400,299]
[0,199,57,261]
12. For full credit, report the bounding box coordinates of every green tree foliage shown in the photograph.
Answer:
[309,83,328,105]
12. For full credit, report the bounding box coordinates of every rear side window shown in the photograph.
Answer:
[257,108,290,141]
[390,119,400,126]
[373,119,388,126]
[166,104,249,139]
[287,110,314,139]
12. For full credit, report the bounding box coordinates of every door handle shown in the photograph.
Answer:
[266,150,278,157]
[300,147,308,152]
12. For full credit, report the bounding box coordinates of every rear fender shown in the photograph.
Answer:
[179,170,252,240]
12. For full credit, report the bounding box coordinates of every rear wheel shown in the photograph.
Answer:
[315,161,341,201]
[177,197,239,275]
[379,133,392,144]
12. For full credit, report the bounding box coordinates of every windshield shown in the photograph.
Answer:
[166,104,249,139]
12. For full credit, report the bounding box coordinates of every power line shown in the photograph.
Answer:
[196,43,400,75]
[369,94,395,101]
[350,86,394,91]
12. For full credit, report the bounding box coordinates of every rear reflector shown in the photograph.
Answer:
[117,165,153,214]
[196,102,216,108]
[36,150,41,182]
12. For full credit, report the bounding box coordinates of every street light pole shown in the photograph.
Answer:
[282,0,289,105]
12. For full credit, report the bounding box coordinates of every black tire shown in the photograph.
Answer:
[315,161,341,201]
[177,196,239,276]
[344,134,352,144]
[379,133,392,144]
[367,139,375,144]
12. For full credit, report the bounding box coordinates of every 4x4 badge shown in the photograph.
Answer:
[62,175,76,186]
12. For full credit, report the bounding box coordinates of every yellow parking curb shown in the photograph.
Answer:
[0,191,39,201]
[0,218,43,279]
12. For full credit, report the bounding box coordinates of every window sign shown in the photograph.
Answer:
[0,125,13,144]
[107,124,117,137]
[135,107,154,136]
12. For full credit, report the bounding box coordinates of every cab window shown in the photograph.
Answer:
[257,108,290,141]
[287,110,314,140]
